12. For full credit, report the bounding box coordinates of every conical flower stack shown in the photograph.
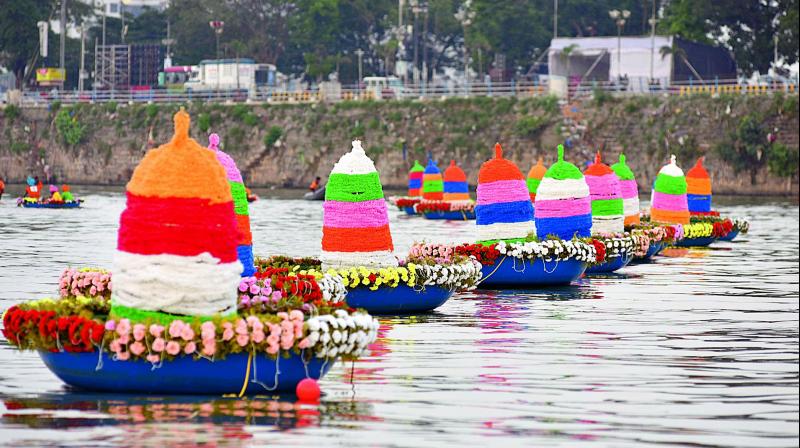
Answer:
[534,145,592,240]
[584,152,625,234]
[422,159,444,201]
[475,144,535,242]
[611,153,640,225]
[209,133,255,276]
[443,160,470,201]
[407,160,425,197]
[527,158,547,203]
[114,110,242,317]
[686,157,712,214]
[650,155,690,224]
[321,140,397,270]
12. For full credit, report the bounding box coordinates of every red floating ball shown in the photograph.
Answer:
[296,378,321,402]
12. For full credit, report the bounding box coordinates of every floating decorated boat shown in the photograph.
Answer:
[18,199,81,208]
[685,157,749,242]
[315,141,480,314]
[388,160,425,215]
[417,160,477,221]
[1,111,378,396]
[471,144,597,288]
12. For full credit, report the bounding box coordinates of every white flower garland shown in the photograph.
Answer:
[304,310,379,358]
[593,233,638,258]
[494,239,597,263]
[410,258,484,290]
[316,273,348,303]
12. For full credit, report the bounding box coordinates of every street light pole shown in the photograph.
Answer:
[553,0,558,39]
[59,0,66,73]
[210,21,225,94]
[649,0,657,82]
[355,48,364,97]
[455,0,475,96]
[608,9,630,81]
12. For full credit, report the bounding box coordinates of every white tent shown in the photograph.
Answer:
[549,36,673,90]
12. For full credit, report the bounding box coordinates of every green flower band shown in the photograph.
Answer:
[325,172,385,202]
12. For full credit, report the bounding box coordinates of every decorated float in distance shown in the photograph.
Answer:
[685,157,749,242]
[465,144,598,288]
[388,160,425,215]
[581,152,639,273]
[293,140,481,314]
[415,160,476,220]
[18,180,81,208]
[2,111,378,396]
[645,155,741,247]
[608,153,672,262]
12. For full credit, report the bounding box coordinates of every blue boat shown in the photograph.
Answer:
[345,285,453,314]
[585,254,632,274]
[674,236,716,247]
[423,210,476,220]
[719,229,740,241]
[478,257,586,288]
[21,201,81,209]
[404,206,418,215]
[38,350,333,395]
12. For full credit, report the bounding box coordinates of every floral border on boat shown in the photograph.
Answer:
[2,268,379,364]
[388,196,421,210]
[414,200,475,214]
[454,235,600,266]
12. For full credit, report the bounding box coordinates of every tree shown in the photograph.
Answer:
[660,0,799,75]
[716,113,770,185]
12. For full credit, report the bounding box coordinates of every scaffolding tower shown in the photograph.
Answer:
[94,44,130,90]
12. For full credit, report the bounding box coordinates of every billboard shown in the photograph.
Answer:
[36,68,66,86]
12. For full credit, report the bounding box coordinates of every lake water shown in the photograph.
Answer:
[0,190,798,447]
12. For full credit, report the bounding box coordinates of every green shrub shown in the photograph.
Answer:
[3,104,20,121]
[263,125,283,148]
[515,115,548,137]
[145,103,159,120]
[50,101,61,113]
[198,113,211,132]
[55,109,85,145]
[350,122,365,139]
[10,141,29,153]
[243,112,260,127]
[231,104,250,120]
[226,126,246,149]
[104,101,118,113]
[768,142,799,178]
[593,88,613,107]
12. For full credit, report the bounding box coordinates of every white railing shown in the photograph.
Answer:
[17,78,798,106]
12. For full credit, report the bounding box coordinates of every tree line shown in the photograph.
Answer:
[1,0,797,89]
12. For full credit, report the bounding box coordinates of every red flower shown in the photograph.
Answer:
[592,239,607,263]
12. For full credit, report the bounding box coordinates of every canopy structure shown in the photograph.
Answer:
[548,36,736,90]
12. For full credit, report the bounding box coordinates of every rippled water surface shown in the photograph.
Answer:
[1,189,798,447]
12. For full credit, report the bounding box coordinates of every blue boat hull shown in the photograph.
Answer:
[39,351,333,395]
[478,257,586,288]
[719,229,739,241]
[403,206,418,215]
[674,236,715,247]
[423,210,476,220]
[345,285,453,314]
[21,201,80,209]
[585,254,631,274]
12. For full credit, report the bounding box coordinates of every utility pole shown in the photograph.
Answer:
[412,2,419,83]
[59,0,66,72]
[356,48,364,96]
[609,9,630,81]
[79,25,86,92]
[422,4,429,86]
[649,0,657,82]
[553,0,558,39]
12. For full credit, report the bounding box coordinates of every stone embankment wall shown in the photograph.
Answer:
[1,94,797,195]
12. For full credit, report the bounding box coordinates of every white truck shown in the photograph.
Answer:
[184,59,277,93]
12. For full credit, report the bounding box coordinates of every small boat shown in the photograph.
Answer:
[303,187,325,201]
[403,206,418,215]
[20,200,81,209]
[422,210,476,220]
[478,257,587,288]
[246,193,259,203]
[719,229,739,241]
[345,285,454,314]
[674,236,716,247]
[39,350,333,395]
[585,254,632,274]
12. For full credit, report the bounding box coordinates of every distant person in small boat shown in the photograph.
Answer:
[61,184,75,202]
[309,176,322,192]
[49,185,63,203]
[35,176,43,194]
[0,176,5,200]
[24,176,41,201]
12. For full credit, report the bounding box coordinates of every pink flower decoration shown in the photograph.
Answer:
[267,343,279,355]
[202,341,216,357]
[236,333,250,347]
[168,320,184,339]
[146,354,160,364]
[272,291,282,301]
[105,320,116,331]
[117,351,130,361]
[277,312,289,321]
[117,334,130,345]
[166,341,181,356]
[149,324,164,338]
[152,337,166,352]
[89,286,98,296]
[130,341,146,356]
[133,324,146,341]
[234,319,248,335]
[201,321,216,340]
[298,338,312,349]
[251,330,265,344]
[222,328,234,341]
[183,341,196,354]
[109,339,121,353]
[116,319,131,336]
[289,310,304,322]
[180,326,195,341]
